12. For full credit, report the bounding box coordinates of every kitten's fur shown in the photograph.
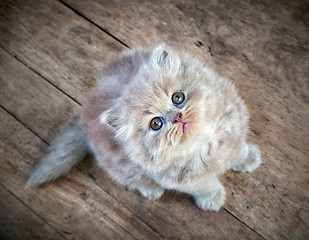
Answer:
[27,44,261,211]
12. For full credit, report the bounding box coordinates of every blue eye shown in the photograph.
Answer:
[172,92,185,105]
[150,117,164,131]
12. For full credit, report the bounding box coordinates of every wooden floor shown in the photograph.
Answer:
[0,0,308,239]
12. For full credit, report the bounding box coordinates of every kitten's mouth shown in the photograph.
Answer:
[173,114,189,132]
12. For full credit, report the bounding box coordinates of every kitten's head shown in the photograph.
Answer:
[100,44,212,166]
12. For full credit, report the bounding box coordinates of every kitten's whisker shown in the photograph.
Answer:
[167,124,183,145]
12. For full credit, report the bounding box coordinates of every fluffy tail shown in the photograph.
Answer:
[26,116,88,187]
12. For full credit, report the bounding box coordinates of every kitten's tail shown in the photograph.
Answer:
[26,116,88,187]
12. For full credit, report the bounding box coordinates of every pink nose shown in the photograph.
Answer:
[173,114,188,131]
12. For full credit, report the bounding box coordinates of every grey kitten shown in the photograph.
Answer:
[27,44,261,211]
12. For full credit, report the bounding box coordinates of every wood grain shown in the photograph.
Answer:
[0,0,125,104]
[59,0,309,239]
[0,184,65,240]
[0,23,262,240]
[0,0,308,239]
[0,48,80,143]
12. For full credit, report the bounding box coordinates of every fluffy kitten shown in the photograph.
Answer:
[27,44,261,211]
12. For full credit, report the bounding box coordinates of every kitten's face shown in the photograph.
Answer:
[100,44,210,163]
[130,76,206,155]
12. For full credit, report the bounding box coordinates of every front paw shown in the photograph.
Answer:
[194,185,226,211]
[139,185,165,200]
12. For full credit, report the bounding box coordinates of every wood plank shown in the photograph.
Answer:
[0,48,164,240]
[0,184,65,240]
[1,0,308,239]
[0,105,159,240]
[56,0,309,239]
[0,0,125,104]
[0,47,80,143]
[0,4,263,239]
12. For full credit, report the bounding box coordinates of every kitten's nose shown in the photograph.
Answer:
[172,113,188,131]
[172,113,182,123]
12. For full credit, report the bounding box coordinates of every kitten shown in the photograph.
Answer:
[27,44,261,211]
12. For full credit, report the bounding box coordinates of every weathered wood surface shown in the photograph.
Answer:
[0,0,124,104]
[0,0,308,239]
[0,184,65,240]
[61,0,309,239]
[0,1,263,239]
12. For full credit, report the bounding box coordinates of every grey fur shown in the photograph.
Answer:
[26,116,88,187]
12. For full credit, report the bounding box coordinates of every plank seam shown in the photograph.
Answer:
[0,45,82,107]
[58,0,130,49]
[0,105,50,146]
[223,208,267,240]
[132,213,166,239]
[0,182,69,240]
[82,178,165,239]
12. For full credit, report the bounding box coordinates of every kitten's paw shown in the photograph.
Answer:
[194,185,226,211]
[232,142,261,173]
[139,185,165,200]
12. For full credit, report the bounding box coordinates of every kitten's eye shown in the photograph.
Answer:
[172,92,185,105]
[150,117,164,131]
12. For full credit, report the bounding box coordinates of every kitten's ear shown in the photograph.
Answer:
[100,105,133,140]
[99,106,121,129]
[150,43,180,73]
